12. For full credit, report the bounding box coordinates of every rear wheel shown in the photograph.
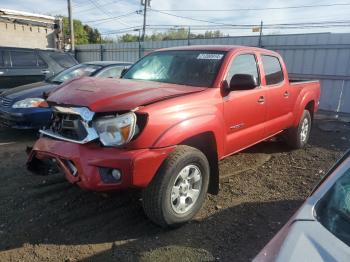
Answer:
[286,110,312,149]
[142,145,209,227]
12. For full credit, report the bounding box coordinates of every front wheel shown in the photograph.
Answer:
[286,110,312,149]
[142,145,210,228]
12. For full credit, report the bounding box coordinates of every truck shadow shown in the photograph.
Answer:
[76,200,302,262]
[0,178,301,262]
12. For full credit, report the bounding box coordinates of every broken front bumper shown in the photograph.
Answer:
[27,137,174,191]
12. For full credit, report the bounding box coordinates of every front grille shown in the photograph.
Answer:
[39,106,98,144]
[0,96,13,108]
[47,112,88,141]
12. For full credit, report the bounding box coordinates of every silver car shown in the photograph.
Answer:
[254,150,350,262]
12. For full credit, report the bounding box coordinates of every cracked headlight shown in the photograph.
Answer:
[93,112,137,146]
[12,98,45,108]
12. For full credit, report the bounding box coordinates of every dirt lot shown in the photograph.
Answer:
[0,118,349,262]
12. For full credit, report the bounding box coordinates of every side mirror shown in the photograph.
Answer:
[120,68,129,78]
[230,74,258,91]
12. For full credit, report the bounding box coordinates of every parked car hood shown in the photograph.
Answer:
[254,197,350,262]
[47,77,206,112]
[2,81,58,101]
[254,219,350,262]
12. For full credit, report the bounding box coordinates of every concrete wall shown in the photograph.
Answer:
[0,21,56,49]
[75,33,350,114]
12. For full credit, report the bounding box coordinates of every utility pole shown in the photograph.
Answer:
[67,0,75,51]
[141,0,150,42]
[134,29,141,59]
[187,26,191,46]
[258,20,263,47]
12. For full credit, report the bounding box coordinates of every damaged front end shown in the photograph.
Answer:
[26,106,98,178]
[27,146,78,179]
[27,152,60,176]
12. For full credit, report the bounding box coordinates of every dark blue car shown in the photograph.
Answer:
[0,61,132,129]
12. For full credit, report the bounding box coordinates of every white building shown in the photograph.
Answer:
[0,8,63,49]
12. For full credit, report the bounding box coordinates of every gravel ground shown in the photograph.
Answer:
[0,118,349,262]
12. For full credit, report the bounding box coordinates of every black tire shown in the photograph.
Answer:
[286,110,312,149]
[142,145,210,228]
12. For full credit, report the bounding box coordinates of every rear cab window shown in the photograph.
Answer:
[261,55,284,85]
[48,52,77,68]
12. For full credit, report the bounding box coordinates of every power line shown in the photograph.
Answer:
[101,25,141,35]
[155,3,350,12]
[47,0,100,14]
[100,21,350,35]
[86,0,131,26]
[150,9,234,26]
[87,0,112,16]
[83,10,139,23]
[74,0,122,14]
[158,21,350,28]
[145,21,350,27]
[150,8,350,29]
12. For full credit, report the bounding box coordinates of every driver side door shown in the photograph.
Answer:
[223,53,267,156]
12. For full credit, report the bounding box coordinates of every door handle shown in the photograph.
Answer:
[0,71,4,75]
[284,91,289,98]
[257,96,265,104]
[41,70,50,74]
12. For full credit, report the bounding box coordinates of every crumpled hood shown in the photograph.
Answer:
[47,77,206,112]
[2,81,58,101]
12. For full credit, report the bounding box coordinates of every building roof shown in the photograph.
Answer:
[0,8,57,25]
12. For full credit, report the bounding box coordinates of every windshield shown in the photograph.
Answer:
[123,50,226,87]
[316,163,350,246]
[50,64,102,84]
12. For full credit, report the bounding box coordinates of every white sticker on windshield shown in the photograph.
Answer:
[197,53,224,60]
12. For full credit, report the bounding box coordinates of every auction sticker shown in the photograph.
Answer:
[197,53,224,60]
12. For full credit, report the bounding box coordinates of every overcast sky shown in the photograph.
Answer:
[1,0,350,38]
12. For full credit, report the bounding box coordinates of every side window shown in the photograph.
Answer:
[3,51,10,67]
[226,54,260,86]
[0,51,3,67]
[97,66,125,78]
[11,51,38,67]
[261,55,284,85]
[37,55,48,68]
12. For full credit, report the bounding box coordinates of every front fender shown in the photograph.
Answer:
[152,114,225,158]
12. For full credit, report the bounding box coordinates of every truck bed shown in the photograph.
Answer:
[288,74,319,85]
[289,78,319,85]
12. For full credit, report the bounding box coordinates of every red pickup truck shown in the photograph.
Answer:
[27,45,320,227]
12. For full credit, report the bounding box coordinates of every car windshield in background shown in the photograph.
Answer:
[49,52,77,68]
[316,165,350,246]
[50,64,102,84]
[123,50,226,87]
